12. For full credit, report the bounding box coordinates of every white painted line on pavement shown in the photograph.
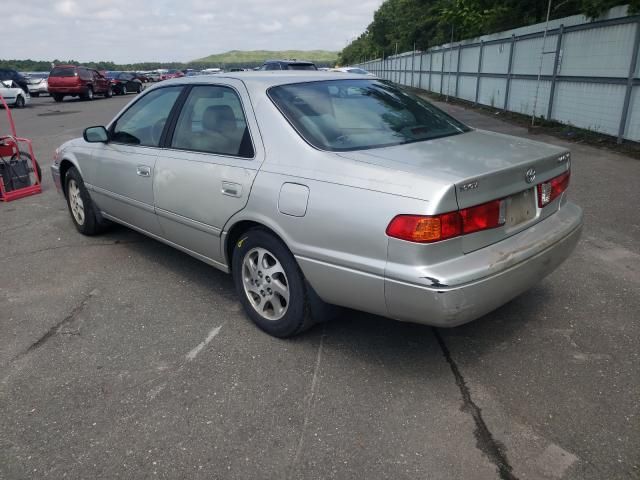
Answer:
[186,325,222,361]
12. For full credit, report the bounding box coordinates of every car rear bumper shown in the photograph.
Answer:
[384,201,583,327]
[47,87,84,95]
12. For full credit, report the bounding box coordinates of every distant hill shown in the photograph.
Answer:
[192,50,338,66]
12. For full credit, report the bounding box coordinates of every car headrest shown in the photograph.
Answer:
[202,105,236,131]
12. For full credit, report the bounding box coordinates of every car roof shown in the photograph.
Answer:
[264,59,315,64]
[157,71,373,94]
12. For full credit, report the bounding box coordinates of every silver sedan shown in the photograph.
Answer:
[51,73,583,337]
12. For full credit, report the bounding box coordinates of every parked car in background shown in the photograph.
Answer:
[50,73,582,338]
[132,72,150,83]
[0,68,29,93]
[106,72,143,95]
[47,65,112,102]
[144,71,162,82]
[331,67,375,76]
[0,80,30,108]
[26,72,49,97]
[259,60,317,71]
[160,69,184,81]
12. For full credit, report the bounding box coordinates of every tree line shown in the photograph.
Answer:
[338,0,638,65]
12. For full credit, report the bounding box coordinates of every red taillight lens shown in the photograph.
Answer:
[537,170,570,207]
[459,199,504,234]
[386,213,461,243]
[387,199,505,243]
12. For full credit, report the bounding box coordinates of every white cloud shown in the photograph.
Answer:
[258,20,283,33]
[4,0,384,63]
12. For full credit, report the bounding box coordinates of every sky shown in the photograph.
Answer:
[3,0,383,63]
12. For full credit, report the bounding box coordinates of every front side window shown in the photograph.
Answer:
[171,85,254,158]
[111,86,183,146]
[269,79,469,152]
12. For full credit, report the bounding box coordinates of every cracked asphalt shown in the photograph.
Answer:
[1,93,638,479]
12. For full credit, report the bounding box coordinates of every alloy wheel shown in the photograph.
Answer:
[68,179,85,225]
[242,247,290,321]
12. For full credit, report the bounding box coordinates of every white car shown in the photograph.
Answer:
[331,67,376,76]
[0,80,30,108]
[26,72,49,97]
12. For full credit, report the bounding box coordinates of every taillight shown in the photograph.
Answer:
[537,170,570,207]
[386,199,506,243]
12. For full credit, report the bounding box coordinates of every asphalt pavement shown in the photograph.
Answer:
[0,92,638,479]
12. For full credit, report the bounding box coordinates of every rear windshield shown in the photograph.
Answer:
[268,79,470,152]
[286,64,317,71]
[50,67,76,77]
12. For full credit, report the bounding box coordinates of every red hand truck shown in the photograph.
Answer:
[0,93,42,202]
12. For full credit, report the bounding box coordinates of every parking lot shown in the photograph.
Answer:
[1,93,638,479]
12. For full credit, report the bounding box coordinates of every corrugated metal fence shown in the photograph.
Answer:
[353,6,640,143]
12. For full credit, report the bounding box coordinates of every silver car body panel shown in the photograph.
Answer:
[52,72,583,327]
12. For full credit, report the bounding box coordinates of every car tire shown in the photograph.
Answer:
[122,85,127,95]
[53,94,63,103]
[232,228,317,337]
[84,86,94,101]
[105,86,113,98]
[65,167,102,236]
[14,95,25,108]
[136,83,142,93]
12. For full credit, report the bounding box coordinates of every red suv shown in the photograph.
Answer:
[47,65,112,102]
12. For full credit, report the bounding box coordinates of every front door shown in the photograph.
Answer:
[153,82,263,266]
[89,85,184,235]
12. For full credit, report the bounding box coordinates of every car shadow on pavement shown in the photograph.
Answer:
[99,223,543,365]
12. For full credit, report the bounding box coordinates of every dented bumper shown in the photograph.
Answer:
[384,202,583,327]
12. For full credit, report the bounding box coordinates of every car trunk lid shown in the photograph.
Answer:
[48,67,79,88]
[338,129,571,252]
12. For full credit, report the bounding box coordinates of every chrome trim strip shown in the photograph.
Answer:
[155,207,222,237]
[86,183,155,213]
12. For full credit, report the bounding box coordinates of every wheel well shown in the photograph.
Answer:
[58,159,74,197]
[225,220,281,268]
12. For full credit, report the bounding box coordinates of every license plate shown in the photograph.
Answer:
[505,188,536,228]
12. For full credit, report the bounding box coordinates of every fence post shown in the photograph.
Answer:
[504,35,516,111]
[411,48,416,87]
[419,53,424,89]
[475,40,484,105]
[455,44,462,97]
[618,20,640,143]
[429,53,433,92]
[440,49,445,95]
[547,25,564,120]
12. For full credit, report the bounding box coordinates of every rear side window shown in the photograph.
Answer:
[111,86,183,147]
[50,67,76,77]
[171,85,254,158]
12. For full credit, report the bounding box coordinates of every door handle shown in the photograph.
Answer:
[221,181,242,197]
[136,165,151,177]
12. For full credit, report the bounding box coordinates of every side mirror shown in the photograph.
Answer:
[83,126,109,143]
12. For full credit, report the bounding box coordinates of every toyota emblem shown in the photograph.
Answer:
[525,168,536,184]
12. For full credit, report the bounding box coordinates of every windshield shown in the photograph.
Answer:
[287,64,317,71]
[268,79,470,152]
[50,67,76,77]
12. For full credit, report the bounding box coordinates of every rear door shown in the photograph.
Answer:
[48,66,78,90]
[89,85,185,235]
[153,81,263,265]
